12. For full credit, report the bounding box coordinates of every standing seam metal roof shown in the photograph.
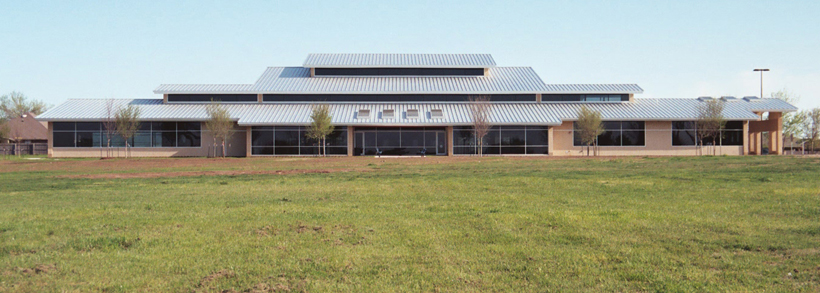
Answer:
[303,53,496,68]
[154,67,643,94]
[38,98,797,127]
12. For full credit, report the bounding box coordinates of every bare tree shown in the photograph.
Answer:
[696,99,726,156]
[806,108,820,153]
[575,106,605,156]
[306,104,334,157]
[205,102,234,158]
[115,104,141,158]
[468,95,491,156]
[103,99,116,158]
[772,89,803,147]
[0,91,49,120]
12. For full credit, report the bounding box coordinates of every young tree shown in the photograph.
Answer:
[468,95,491,156]
[306,104,334,157]
[0,117,8,143]
[205,102,234,158]
[696,99,726,156]
[115,104,141,158]
[575,106,605,156]
[103,99,117,158]
[806,108,820,153]
[0,91,49,119]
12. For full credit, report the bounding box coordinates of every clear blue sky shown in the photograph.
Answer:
[2,0,818,110]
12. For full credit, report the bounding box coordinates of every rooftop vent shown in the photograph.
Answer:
[697,96,714,101]
[357,109,371,119]
[382,109,395,119]
[743,96,761,102]
[720,96,738,102]
[430,109,444,119]
[406,109,419,119]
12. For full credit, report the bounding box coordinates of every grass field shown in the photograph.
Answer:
[1,155,819,292]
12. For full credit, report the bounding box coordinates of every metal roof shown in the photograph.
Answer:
[38,98,797,127]
[303,53,496,68]
[154,66,643,95]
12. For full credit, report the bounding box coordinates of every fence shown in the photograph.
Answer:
[0,143,48,156]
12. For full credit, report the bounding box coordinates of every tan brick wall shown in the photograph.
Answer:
[50,123,247,158]
[551,121,743,156]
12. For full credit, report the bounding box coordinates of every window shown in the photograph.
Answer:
[672,121,743,146]
[430,109,444,119]
[262,94,536,102]
[573,121,645,146]
[251,126,348,155]
[453,125,549,155]
[313,67,485,76]
[541,94,628,102]
[357,109,370,119]
[52,122,202,148]
[406,109,419,119]
[167,94,257,103]
[382,109,395,119]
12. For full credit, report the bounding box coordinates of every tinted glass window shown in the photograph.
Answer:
[167,94,257,102]
[314,67,485,76]
[263,94,535,102]
[574,121,646,146]
[53,132,75,147]
[53,122,75,131]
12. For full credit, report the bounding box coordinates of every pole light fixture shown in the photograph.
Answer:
[753,68,769,98]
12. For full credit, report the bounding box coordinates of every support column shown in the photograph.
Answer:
[347,126,354,156]
[446,126,454,156]
[548,126,554,155]
[257,94,263,103]
[47,122,53,158]
[245,126,252,157]
[742,121,749,155]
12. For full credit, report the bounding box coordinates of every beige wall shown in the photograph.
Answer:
[50,123,247,158]
[551,121,744,156]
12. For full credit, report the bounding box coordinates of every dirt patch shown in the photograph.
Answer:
[15,264,56,275]
[198,269,235,287]
[56,169,352,179]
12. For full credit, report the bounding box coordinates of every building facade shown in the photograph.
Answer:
[38,54,797,157]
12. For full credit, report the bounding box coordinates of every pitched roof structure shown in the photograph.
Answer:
[303,53,496,68]
[2,113,48,141]
[37,98,797,126]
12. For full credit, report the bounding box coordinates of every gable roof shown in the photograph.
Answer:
[2,113,48,141]
[303,53,496,68]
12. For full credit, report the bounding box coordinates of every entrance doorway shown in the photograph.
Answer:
[353,127,447,156]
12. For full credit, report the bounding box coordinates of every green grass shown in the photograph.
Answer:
[1,156,819,292]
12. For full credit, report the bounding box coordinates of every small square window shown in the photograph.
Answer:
[406,109,419,119]
[357,109,370,119]
[431,109,444,119]
[382,109,395,119]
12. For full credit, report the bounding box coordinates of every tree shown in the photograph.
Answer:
[205,102,234,158]
[306,104,334,157]
[575,106,605,156]
[806,108,820,153]
[115,104,141,158]
[0,118,8,143]
[468,95,491,156]
[103,99,117,158]
[772,89,804,144]
[0,91,49,119]
[696,99,726,156]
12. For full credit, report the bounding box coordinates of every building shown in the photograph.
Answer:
[1,112,49,155]
[37,53,797,157]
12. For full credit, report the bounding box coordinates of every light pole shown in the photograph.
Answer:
[753,68,769,98]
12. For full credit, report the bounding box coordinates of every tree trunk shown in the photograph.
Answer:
[222,138,226,158]
[323,137,327,157]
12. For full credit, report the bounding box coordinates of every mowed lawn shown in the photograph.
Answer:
[1,156,819,292]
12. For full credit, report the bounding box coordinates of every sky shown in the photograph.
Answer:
[1,0,819,110]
